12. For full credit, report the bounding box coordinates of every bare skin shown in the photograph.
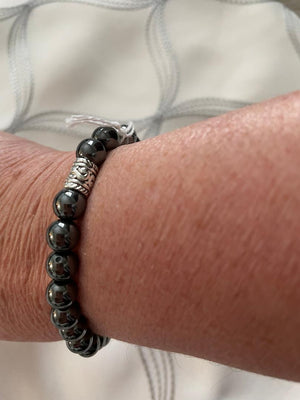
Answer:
[0,91,299,382]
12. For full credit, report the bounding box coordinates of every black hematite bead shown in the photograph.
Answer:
[46,251,78,281]
[46,220,80,251]
[101,336,111,348]
[76,138,106,166]
[53,189,87,220]
[80,335,101,357]
[46,280,77,310]
[59,318,88,342]
[50,303,81,329]
[66,329,94,354]
[92,127,119,151]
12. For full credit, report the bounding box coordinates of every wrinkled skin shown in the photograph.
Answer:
[0,91,299,381]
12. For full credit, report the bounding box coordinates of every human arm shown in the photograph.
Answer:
[0,91,299,381]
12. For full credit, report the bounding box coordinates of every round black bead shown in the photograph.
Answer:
[130,131,140,143]
[46,251,78,281]
[46,220,80,251]
[46,280,77,310]
[59,318,88,342]
[53,189,87,220]
[66,329,94,354]
[92,127,119,151]
[101,336,111,348]
[50,303,81,329]
[76,138,106,166]
[80,335,101,357]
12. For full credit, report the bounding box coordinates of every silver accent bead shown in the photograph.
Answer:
[64,157,98,198]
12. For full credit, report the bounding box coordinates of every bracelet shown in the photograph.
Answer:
[45,115,140,357]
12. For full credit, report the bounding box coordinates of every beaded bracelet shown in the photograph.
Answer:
[45,115,139,357]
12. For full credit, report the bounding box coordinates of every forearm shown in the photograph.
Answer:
[80,92,300,381]
[0,92,299,381]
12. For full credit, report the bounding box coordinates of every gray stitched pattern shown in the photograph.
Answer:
[2,0,299,141]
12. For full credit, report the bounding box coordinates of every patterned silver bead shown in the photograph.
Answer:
[64,157,98,198]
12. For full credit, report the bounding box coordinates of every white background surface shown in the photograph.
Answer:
[0,1,300,399]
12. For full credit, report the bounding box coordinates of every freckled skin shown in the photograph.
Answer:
[0,91,299,381]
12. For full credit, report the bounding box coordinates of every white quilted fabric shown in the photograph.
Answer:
[0,1,299,399]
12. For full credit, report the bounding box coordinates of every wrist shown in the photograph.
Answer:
[0,132,74,341]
